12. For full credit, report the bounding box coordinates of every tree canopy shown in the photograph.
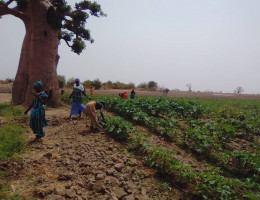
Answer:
[0,0,105,54]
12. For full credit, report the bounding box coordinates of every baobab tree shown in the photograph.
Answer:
[234,86,244,94]
[0,0,105,105]
[186,83,192,92]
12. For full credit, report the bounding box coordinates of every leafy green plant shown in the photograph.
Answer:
[104,116,133,141]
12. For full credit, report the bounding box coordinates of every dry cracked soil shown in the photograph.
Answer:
[0,106,182,200]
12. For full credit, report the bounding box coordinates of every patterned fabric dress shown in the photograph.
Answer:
[86,101,100,129]
[30,92,49,137]
[70,84,86,115]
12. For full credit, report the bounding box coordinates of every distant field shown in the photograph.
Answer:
[0,83,12,93]
[1,83,260,104]
[66,88,260,100]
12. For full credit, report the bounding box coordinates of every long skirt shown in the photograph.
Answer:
[70,102,86,115]
[30,107,49,137]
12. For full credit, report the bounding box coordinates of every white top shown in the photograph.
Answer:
[73,83,84,92]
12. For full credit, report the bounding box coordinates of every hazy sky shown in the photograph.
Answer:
[1,0,260,93]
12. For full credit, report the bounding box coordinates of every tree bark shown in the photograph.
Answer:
[12,0,60,106]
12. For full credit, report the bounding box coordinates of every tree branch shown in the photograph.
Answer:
[63,39,71,47]
[0,5,27,21]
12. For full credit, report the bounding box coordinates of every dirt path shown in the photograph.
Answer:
[0,93,11,103]
[1,106,182,200]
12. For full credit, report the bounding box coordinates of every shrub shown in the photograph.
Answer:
[67,77,75,87]
[83,80,92,88]
[57,75,66,88]
[91,79,102,90]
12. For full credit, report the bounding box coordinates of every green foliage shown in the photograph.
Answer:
[148,81,158,89]
[0,104,23,119]
[90,79,102,90]
[230,150,260,175]
[0,125,26,160]
[0,183,21,199]
[57,75,66,88]
[76,96,260,199]
[46,0,71,30]
[71,37,86,54]
[0,0,5,6]
[67,77,76,87]
[83,80,92,88]
[47,0,105,54]
[137,82,148,89]
[60,30,73,42]
[104,116,133,141]
[103,81,135,89]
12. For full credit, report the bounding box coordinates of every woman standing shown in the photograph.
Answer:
[69,78,90,119]
[130,89,136,99]
[24,81,49,140]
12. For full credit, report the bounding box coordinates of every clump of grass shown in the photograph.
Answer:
[0,104,23,119]
[0,125,26,160]
[0,183,21,199]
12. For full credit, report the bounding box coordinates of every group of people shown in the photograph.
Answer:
[24,79,107,141]
[119,89,136,99]
[68,78,106,131]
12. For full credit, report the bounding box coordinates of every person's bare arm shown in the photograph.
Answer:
[24,102,33,114]
[69,90,74,98]
[100,109,106,123]
[82,90,91,100]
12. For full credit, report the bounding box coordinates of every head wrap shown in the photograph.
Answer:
[100,101,105,108]
[75,78,80,83]
[33,81,43,89]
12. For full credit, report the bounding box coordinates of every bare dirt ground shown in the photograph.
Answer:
[0,93,11,104]
[1,105,182,199]
[0,83,12,94]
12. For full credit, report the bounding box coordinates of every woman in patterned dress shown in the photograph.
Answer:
[24,81,49,140]
[86,101,106,131]
[69,78,90,119]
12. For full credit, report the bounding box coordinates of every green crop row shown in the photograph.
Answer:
[102,114,260,200]
[93,96,260,179]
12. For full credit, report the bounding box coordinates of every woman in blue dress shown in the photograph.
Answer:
[69,78,90,119]
[24,81,49,140]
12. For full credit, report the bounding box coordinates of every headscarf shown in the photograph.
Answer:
[75,78,80,83]
[33,81,43,89]
[100,101,105,108]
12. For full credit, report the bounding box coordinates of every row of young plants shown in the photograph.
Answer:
[133,96,207,119]
[129,97,260,140]
[101,114,260,200]
[60,94,259,180]
[91,96,259,180]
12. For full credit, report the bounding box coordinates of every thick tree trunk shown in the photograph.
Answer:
[12,0,60,106]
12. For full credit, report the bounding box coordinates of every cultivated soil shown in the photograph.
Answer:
[0,104,183,199]
[0,90,259,199]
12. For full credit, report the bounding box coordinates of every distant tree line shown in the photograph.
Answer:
[57,76,160,91]
[0,78,14,84]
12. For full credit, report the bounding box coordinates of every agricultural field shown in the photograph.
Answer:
[61,94,260,199]
[0,92,259,199]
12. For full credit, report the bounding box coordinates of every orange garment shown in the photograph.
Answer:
[123,92,128,99]
[86,101,100,129]
[120,92,128,99]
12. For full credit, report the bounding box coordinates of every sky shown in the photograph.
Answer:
[0,0,260,94]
